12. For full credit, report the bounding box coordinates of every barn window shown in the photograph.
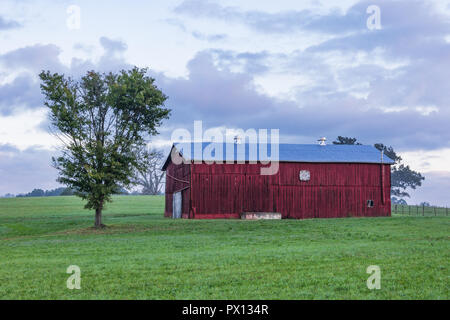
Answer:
[367,200,374,208]
[299,170,310,181]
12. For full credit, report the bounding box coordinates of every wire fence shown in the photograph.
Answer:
[392,204,449,217]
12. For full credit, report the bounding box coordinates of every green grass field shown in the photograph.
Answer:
[0,195,448,299]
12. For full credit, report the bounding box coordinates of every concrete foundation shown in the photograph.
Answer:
[240,212,282,220]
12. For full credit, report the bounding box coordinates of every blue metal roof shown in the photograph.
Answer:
[162,143,395,169]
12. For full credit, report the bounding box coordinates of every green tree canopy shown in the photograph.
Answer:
[332,136,362,145]
[39,67,170,228]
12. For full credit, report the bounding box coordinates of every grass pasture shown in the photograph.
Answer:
[0,195,448,299]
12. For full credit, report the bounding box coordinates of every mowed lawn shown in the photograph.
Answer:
[0,196,448,299]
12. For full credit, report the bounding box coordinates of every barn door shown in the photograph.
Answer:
[172,192,182,219]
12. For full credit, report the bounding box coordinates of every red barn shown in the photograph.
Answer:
[162,142,393,219]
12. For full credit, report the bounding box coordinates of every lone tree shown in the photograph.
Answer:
[133,148,166,195]
[40,67,170,228]
[333,136,425,199]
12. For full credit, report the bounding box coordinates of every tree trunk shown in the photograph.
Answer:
[94,203,105,228]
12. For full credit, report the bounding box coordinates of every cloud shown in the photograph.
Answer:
[165,18,187,32]
[73,42,95,54]
[307,1,450,60]
[166,0,450,150]
[191,31,227,42]
[0,44,64,74]
[175,0,450,40]
[174,0,368,35]
[211,50,271,74]
[165,17,227,42]
[0,37,132,115]
[152,49,450,151]
[0,144,60,195]
[99,36,128,55]
[69,37,131,75]
[0,74,42,115]
[0,37,131,75]
[291,1,450,135]
[153,51,273,122]
[174,0,313,34]
[0,16,21,30]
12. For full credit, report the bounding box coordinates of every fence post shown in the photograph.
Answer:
[447,206,448,216]
[434,207,436,216]
[408,205,411,216]
[395,205,397,214]
[422,205,425,216]
[416,205,419,216]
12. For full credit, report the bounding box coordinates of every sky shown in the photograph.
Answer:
[0,0,449,205]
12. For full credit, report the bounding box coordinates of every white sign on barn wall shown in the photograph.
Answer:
[299,170,310,181]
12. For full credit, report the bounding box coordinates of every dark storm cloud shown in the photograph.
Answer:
[0,144,60,195]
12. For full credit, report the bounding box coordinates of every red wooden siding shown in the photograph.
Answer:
[164,161,391,219]
[276,163,391,218]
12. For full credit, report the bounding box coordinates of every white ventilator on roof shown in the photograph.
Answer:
[318,137,327,146]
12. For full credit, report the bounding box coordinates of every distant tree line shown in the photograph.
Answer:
[391,197,431,207]
[2,187,156,198]
[15,187,74,198]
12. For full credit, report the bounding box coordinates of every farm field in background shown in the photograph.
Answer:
[0,196,448,299]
